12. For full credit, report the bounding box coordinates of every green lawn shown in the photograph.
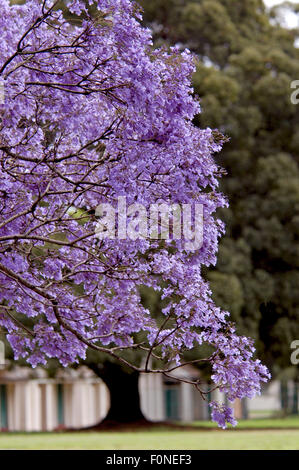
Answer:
[0,426,299,450]
[192,416,299,429]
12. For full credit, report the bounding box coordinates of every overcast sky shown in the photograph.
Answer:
[264,0,298,6]
[264,0,299,28]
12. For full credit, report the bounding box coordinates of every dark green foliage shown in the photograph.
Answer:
[141,0,299,378]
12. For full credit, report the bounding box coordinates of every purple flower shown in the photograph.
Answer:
[0,0,269,426]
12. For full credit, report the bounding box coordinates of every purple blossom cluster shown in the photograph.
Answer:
[0,0,270,427]
[209,401,237,429]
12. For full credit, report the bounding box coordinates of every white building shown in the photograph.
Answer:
[1,363,288,431]
[0,364,209,431]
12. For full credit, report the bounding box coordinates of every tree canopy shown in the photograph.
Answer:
[0,0,270,427]
[141,0,299,379]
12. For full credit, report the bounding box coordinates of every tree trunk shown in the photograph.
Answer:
[87,362,147,424]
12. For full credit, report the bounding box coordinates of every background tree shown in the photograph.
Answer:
[0,0,269,428]
[141,0,299,413]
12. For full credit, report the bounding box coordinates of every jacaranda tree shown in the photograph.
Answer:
[0,0,269,428]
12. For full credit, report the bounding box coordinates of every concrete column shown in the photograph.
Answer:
[6,384,15,431]
[139,373,149,419]
[45,383,57,430]
[146,374,153,419]
[181,382,193,422]
[71,382,82,427]
[29,382,41,431]
[14,383,26,431]
[86,382,96,425]
[141,373,164,422]
[154,374,165,421]
[142,373,152,420]
[99,382,109,420]
[24,382,33,431]
[80,383,90,427]
[94,383,101,422]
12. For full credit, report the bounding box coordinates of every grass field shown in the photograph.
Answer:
[1,418,299,450]
[193,416,299,429]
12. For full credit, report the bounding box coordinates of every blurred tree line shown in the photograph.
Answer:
[140,0,299,413]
